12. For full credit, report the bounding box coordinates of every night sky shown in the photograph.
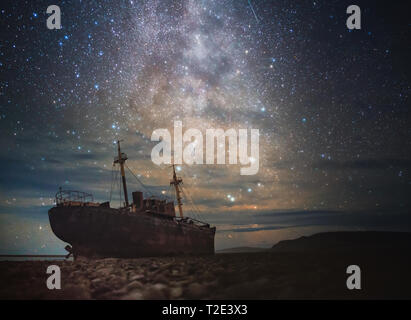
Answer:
[0,0,410,254]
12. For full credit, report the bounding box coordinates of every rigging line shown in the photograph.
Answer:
[124,164,154,197]
[185,195,200,220]
[183,187,206,222]
[180,184,196,211]
[119,165,122,207]
[181,187,203,221]
[180,187,194,217]
[171,184,175,201]
[112,164,117,201]
[166,184,173,201]
[110,166,119,203]
[165,185,170,199]
[109,164,114,202]
[162,184,171,202]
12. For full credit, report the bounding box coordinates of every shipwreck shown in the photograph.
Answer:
[48,141,216,259]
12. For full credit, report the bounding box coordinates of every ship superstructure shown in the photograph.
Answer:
[48,141,215,258]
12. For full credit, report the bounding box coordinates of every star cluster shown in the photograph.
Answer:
[0,0,410,252]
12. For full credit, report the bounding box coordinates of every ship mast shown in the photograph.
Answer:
[114,140,129,207]
[170,164,183,218]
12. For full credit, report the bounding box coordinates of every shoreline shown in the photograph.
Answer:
[1,250,410,300]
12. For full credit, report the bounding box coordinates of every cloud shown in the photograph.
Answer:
[226,225,290,233]
[209,208,411,234]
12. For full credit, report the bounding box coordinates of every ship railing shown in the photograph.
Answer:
[175,216,210,228]
[55,189,94,206]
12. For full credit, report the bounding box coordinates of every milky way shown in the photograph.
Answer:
[0,0,410,253]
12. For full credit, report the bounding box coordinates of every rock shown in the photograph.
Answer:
[100,258,118,264]
[111,277,128,289]
[120,290,144,300]
[75,257,89,264]
[149,264,159,271]
[153,273,168,284]
[71,270,83,278]
[96,267,114,276]
[143,283,168,299]
[110,287,128,297]
[92,284,112,297]
[204,280,219,290]
[169,286,183,299]
[201,271,214,282]
[129,274,144,281]
[223,278,270,299]
[185,282,206,299]
[62,284,92,299]
[91,278,103,286]
[126,280,143,291]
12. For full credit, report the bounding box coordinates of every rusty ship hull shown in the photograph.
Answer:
[49,205,216,258]
[48,141,216,259]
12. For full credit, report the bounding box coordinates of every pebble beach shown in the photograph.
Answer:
[1,249,410,300]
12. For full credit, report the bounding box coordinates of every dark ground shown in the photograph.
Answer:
[1,249,410,299]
